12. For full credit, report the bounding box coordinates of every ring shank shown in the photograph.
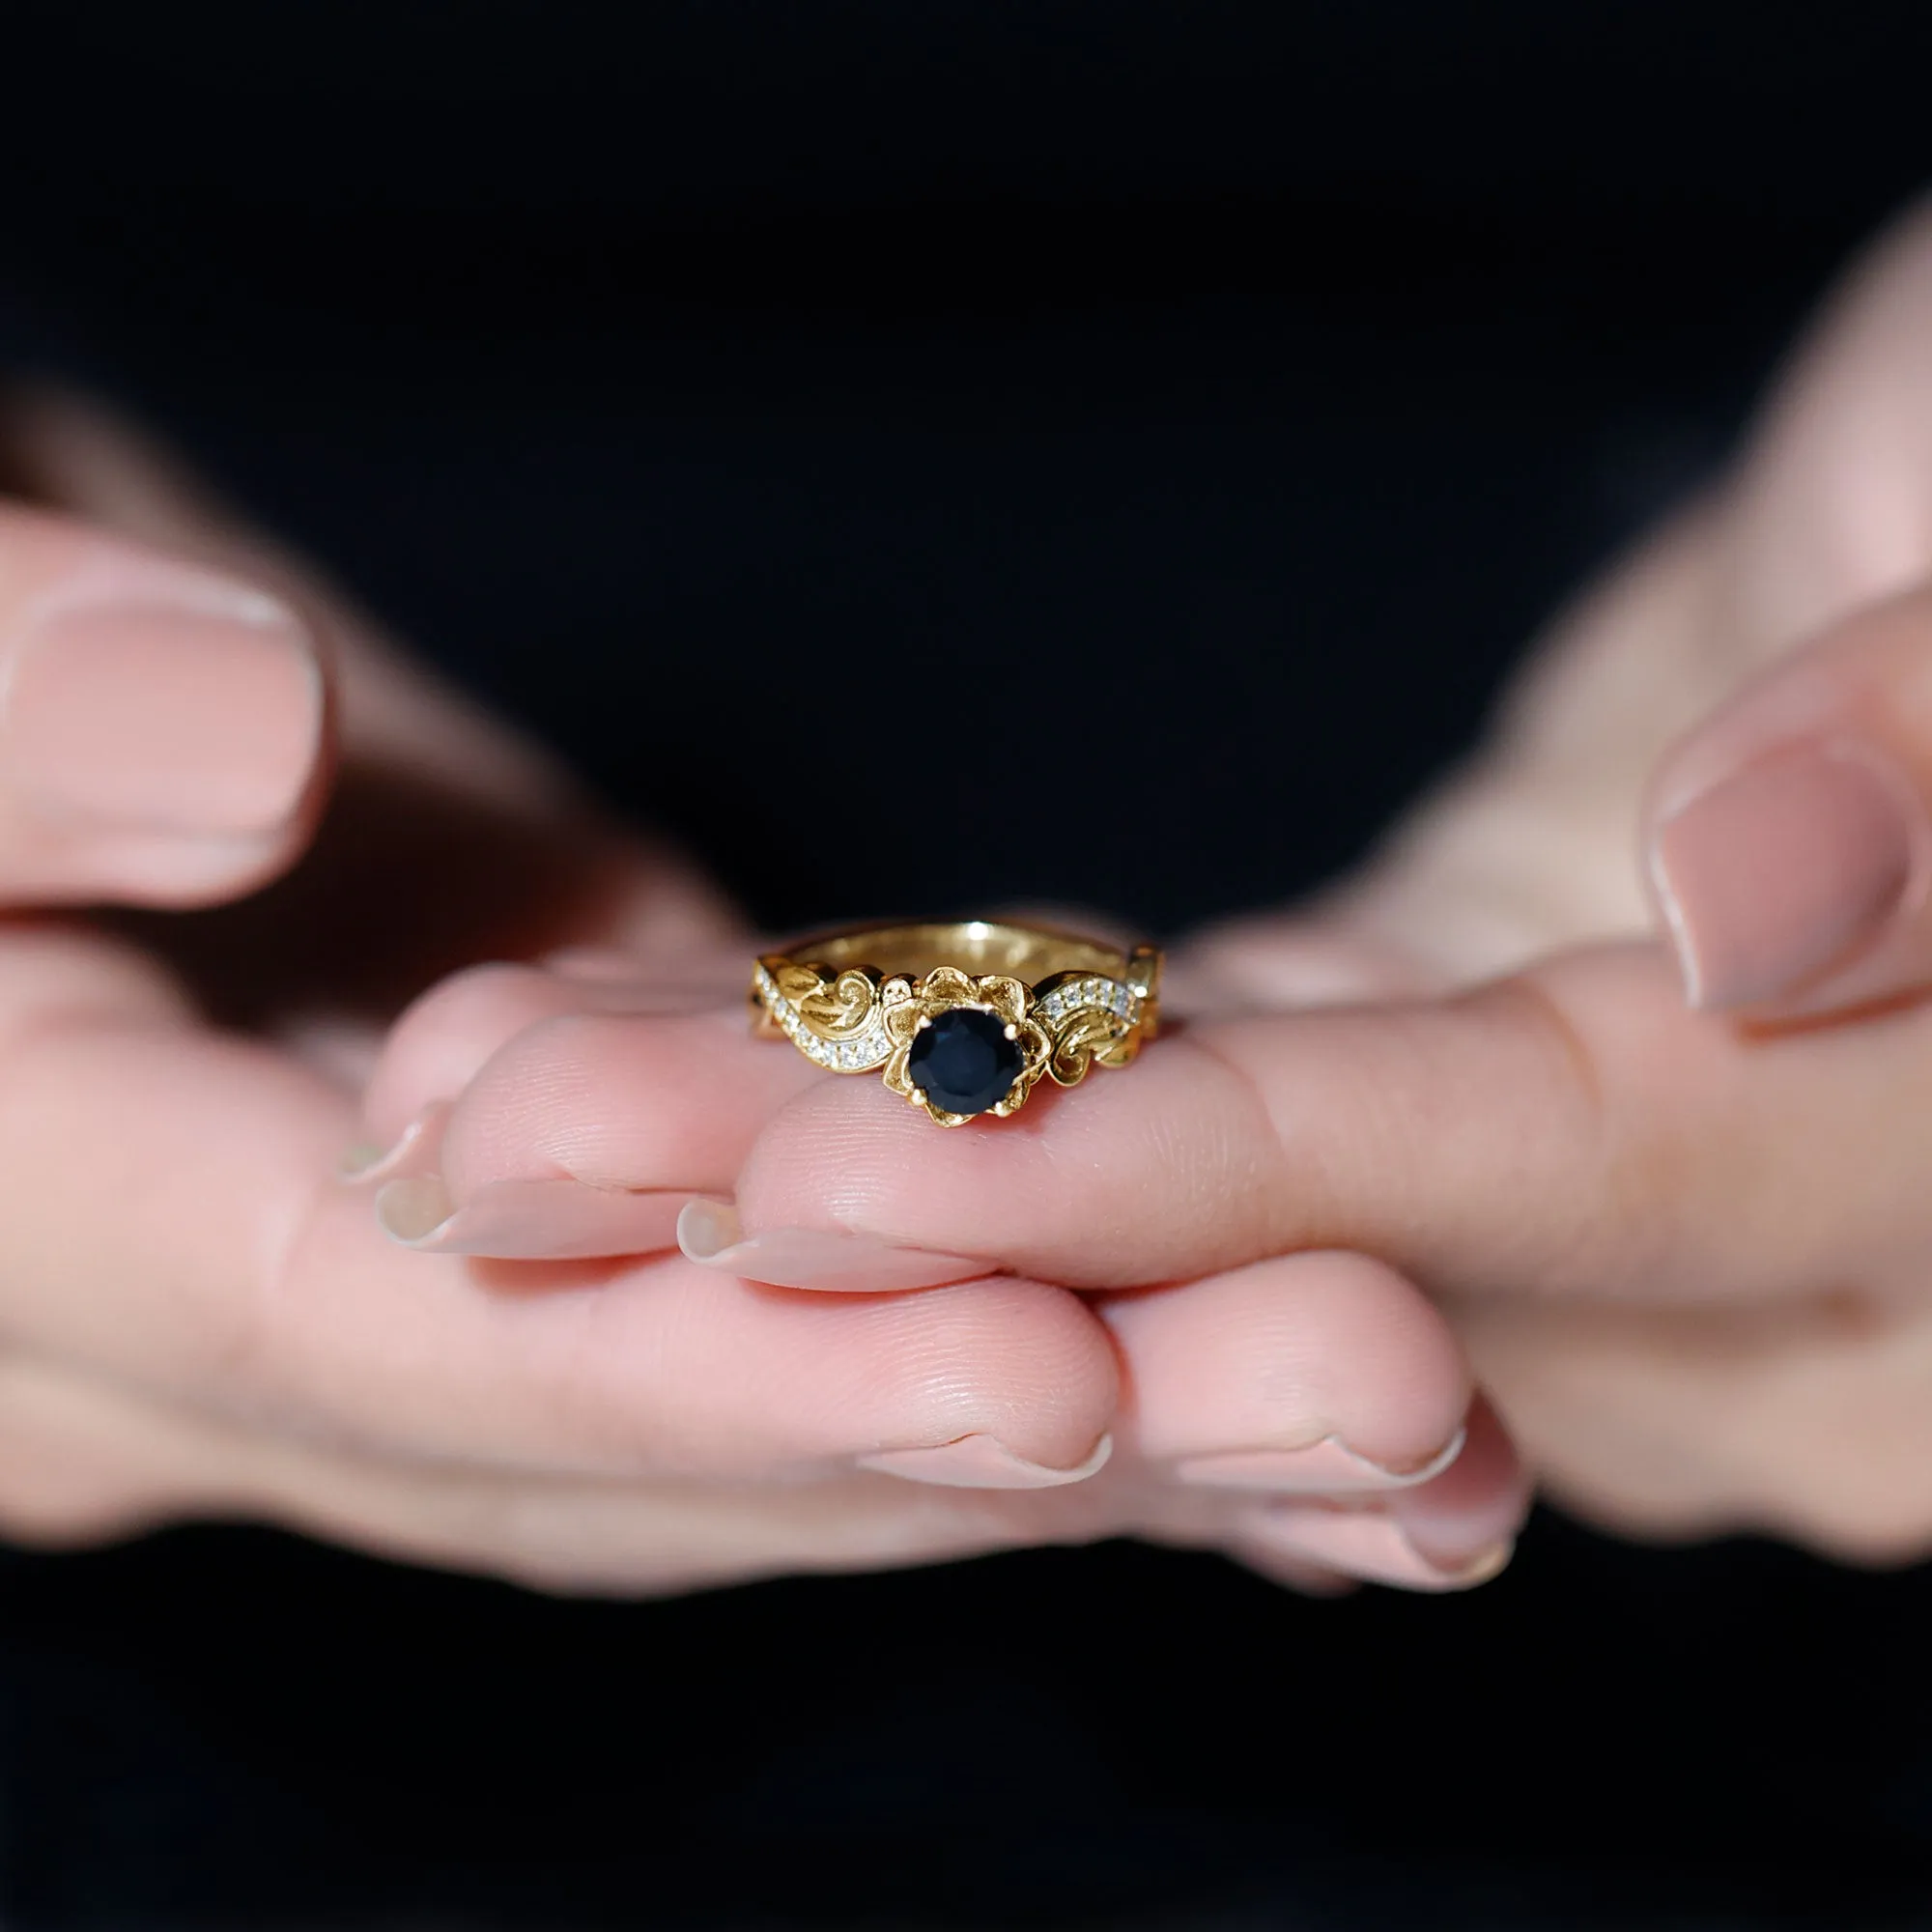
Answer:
[783,920,1131,980]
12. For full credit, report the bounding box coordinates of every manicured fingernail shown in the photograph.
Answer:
[1242,1505,1512,1591]
[1649,741,1920,1010]
[338,1100,452,1184]
[676,1200,990,1293]
[376,1174,687,1258]
[857,1433,1113,1490]
[4,573,322,837]
[1177,1427,1465,1494]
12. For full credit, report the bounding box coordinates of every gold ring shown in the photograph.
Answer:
[752,920,1163,1125]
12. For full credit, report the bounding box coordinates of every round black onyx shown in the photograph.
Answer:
[906,1008,1024,1117]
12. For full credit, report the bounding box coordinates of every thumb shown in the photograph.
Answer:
[1644,581,1932,1019]
[0,496,328,907]
[3,385,744,980]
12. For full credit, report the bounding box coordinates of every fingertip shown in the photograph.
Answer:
[851,1275,1119,1475]
[362,963,578,1143]
[1233,1508,1512,1593]
[1385,1395,1533,1571]
[1108,1251,1473,1483]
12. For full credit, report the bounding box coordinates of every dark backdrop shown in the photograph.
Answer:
[0,4,1928,1923]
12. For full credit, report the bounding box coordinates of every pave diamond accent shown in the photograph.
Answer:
[753,963,895,1071]
[1034,976,1139,1029]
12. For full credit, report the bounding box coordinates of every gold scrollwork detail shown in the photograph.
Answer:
[1046,1007,1130,1087]
[794,965,881,1040]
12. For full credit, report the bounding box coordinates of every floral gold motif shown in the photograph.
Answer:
[879,967,1050,1125]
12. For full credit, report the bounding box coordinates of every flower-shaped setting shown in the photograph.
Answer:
[882,967,1053,1125]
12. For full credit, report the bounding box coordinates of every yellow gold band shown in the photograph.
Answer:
[752,919,1162,1126]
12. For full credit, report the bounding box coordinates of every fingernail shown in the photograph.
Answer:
[1177,1427,1465,1495]
[376,1174,688,1258]
[1242,1504,1512,1591]
[4,573,322,837]
[857,1432,1113,1490]
[676,1200,990,1293]
[1649,741,1920,1010]
[338,1100,452,1184]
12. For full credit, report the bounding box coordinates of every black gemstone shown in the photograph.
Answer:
[906,1008,1024,1117]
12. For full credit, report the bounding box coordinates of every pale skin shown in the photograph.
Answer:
[10,199,1932,1593]
[0,391,1511,1595]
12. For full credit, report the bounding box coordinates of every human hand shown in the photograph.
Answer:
[354,941,1526,1593]
[636,199,1932,1566]
[0,390,1128,1594]
[0,385,1525,1597]
[346,188,1932,1595]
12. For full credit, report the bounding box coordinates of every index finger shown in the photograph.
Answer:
[724,939,1932,1303]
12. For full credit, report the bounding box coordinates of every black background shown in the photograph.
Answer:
[0,3,1929,1923]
